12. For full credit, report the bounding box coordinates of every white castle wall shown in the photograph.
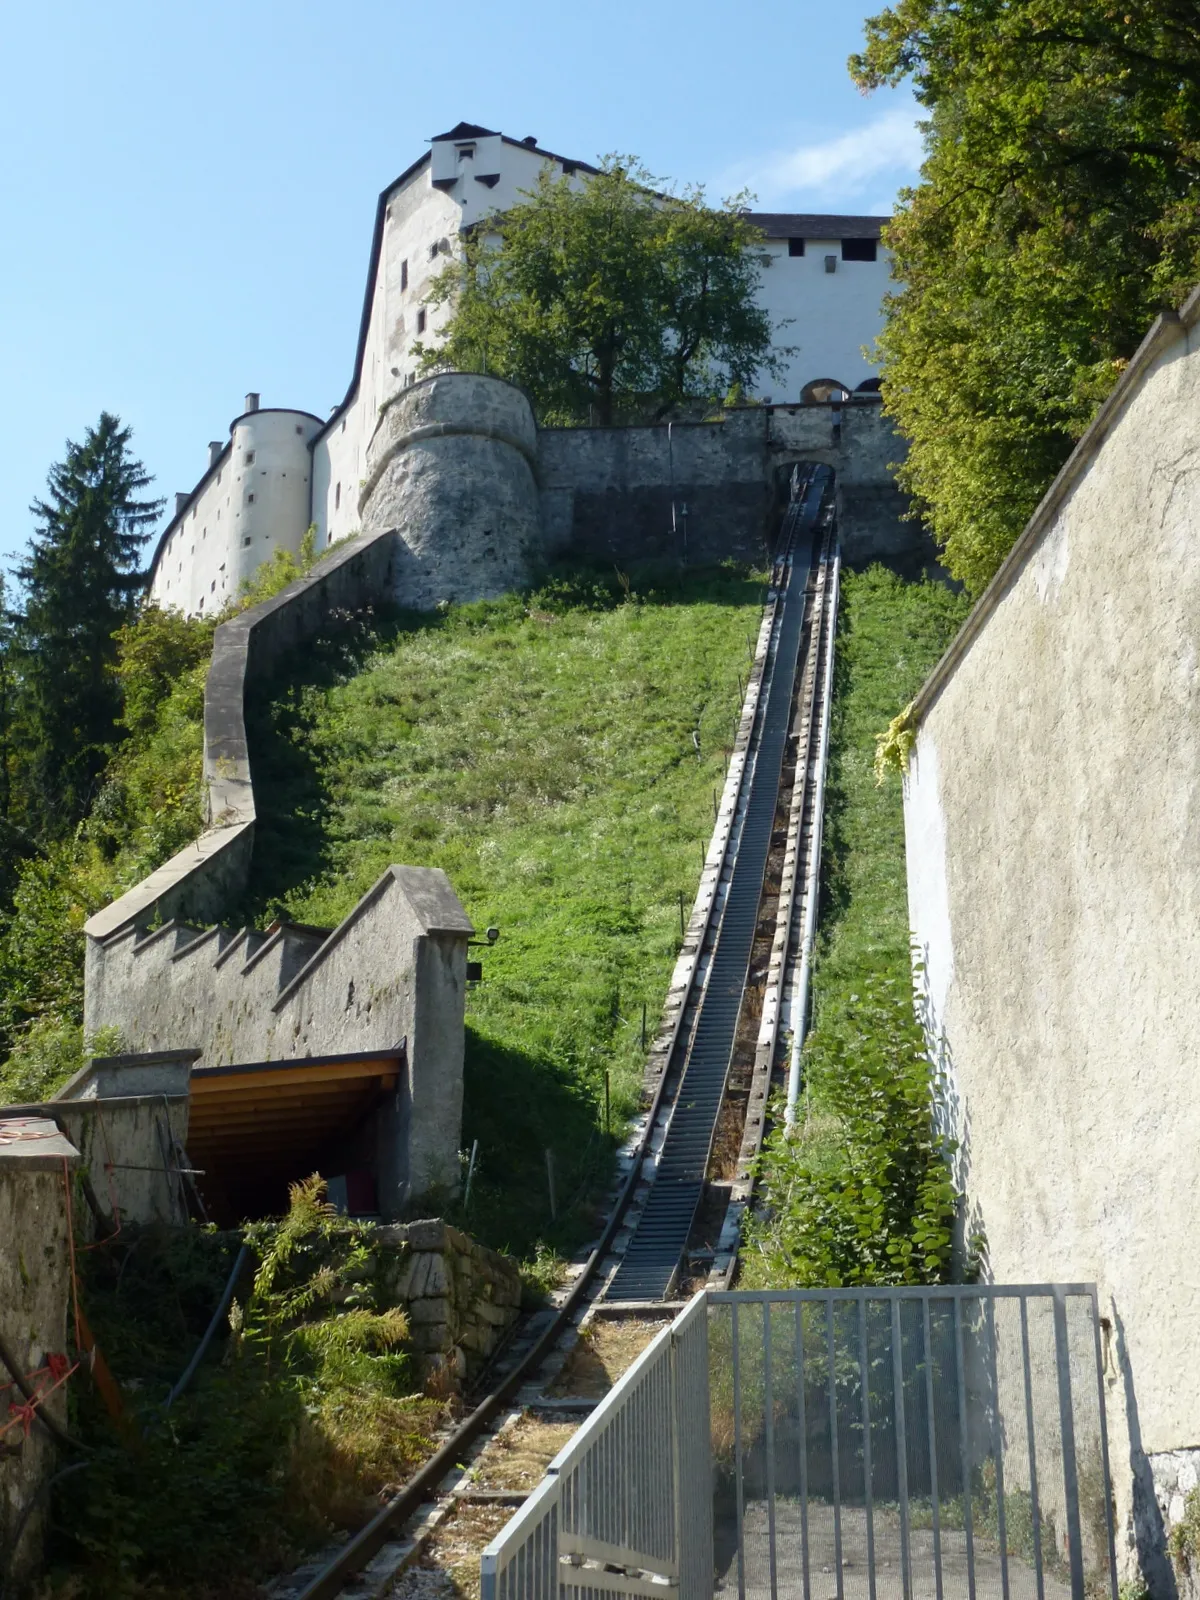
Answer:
[755,233,892,399]
[150,403,323,615]
[147,125,897,617]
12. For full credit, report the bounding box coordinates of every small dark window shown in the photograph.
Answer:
[416,308,427,334]
[245,451,255,465]
[842,238,878,262]
[787,238,805,257]
[401,258,408,291]
[429,240,439,260]
[295,423,303,434]
[248,493,255,504]
[335,482,341,510]
[242,536,252,547]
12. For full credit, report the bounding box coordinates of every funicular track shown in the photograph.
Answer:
[284,470,840,1600]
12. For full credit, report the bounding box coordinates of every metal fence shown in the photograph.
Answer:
[709,1287,1117,1600]
[481,1287,1117,1600]
[480,1292,712,1600]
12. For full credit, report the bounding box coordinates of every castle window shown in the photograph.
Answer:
[248,493,255,503]
[243,536,252,547]
[295,423,303,434]
[842,238,878,262]
[429,240,439,260]
[457,143,475,160]
[401,258,408,291]
[211,580,216,592]
[245,451,255,465]
[335,482,341,510]
[416,308,427,335]
[788,238,805,257]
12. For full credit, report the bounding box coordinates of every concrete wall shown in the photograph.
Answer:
[903,292,1200,1590]
[0,1119,80,1592]
[360,372,541,607]
[85,868,472,1199]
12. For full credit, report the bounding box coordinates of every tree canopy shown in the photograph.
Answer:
[854,1,1200,592]
[417,158,785,425]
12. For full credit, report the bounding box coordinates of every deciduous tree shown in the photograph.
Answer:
[854,1,1200,591]
[418,159,785,424]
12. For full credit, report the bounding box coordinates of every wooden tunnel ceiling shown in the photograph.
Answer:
[187,1049,404,1215]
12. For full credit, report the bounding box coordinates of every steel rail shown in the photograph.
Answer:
[607,473,831,1300]
[290,482,822,1600]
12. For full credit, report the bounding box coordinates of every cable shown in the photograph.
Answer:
[0,1329,88,1456]
[163,1243,249,1411]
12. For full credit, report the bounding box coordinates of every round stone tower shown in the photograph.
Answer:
[358,373,540,608]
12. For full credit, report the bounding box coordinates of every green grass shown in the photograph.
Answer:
[242,563,767,1259]
[746,565,971,1286]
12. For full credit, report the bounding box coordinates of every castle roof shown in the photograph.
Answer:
[745,213,890,240]
[431,121,499,141]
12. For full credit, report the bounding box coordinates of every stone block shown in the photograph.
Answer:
[409,1321,451,1353]
[408,1294,451,1326]
[406,1219,447,1252]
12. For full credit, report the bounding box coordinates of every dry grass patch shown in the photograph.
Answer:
[547,1318,666,1397]
[468,1417,579,1490]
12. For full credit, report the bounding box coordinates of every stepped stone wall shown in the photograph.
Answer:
[85,868,473,1201]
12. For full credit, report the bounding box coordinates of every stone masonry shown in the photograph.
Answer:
[373,1218,522,1390]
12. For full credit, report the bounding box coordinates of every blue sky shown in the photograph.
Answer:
[0,0,923,572]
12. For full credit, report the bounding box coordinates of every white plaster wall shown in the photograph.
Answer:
[753,236,891,400]
[903,319,1200,1506]
[312,138,565,552]
[150,408,321,615]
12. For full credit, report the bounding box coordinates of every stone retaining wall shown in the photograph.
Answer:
[373,1218,522,1389]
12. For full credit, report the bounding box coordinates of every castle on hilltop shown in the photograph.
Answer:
[148,121,893,618]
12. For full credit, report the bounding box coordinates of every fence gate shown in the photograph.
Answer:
[481,1292,712,1600]
[481,1286,1117,1600]
[710,1287,1118,1600]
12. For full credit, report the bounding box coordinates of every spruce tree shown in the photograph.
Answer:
[16,412,163,831]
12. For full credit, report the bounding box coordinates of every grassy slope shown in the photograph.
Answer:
[242,567,766,1259]
[746,565,970,1283]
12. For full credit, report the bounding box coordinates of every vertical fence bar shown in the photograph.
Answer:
[1089,1290,1120,1600]
[765,1304,779,1600]
[796,1301,812,1600]
[858,1295,877,1600]
[734,1300,747,1600]
[891,1298,912,1600]
[953,1297,977,1600]
[1019,1297,1046,1600]
[923,1295,944,1600]
[827,1298,844,1600]
[1053,1290,1086,1600]
[984,1297,1011,1600]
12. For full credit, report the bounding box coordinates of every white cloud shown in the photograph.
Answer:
[719,106,924,211]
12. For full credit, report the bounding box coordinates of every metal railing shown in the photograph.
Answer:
[483,1286,1118,1600]
[480,1293,712,1600]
